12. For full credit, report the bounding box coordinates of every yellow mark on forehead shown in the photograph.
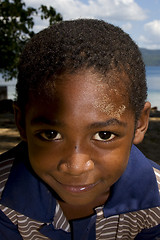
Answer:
[93,83,127,117]
[94,100,126,118]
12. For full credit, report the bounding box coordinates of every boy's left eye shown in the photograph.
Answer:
[93,131,115,142]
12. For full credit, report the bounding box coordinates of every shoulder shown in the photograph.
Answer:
[144,157,160,195]
[0,151,15,199]
[152,163,160,195]
[0,142,27,198]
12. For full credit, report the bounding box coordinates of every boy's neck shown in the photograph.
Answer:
[58,190,110,221]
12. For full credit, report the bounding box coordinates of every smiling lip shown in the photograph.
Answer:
[58,181,100,193]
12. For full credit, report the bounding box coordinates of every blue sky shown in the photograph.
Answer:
[25,0,160,49]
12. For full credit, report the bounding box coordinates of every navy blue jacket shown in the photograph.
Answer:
[0,142,160,239]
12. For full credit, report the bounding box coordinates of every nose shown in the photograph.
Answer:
[58,152,94,176]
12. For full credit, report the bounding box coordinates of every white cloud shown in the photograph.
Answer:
[25,0,147,21]
[54,0,147,21]
[138,20,160,49]
[144,20,160,40]
[139,34,160,49]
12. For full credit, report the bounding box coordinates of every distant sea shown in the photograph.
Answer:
[146,66,160,110]
[0,66,160,110]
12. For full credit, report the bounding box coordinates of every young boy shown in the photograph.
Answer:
[0,19,160,240]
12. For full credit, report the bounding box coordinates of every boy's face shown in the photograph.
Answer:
[17,70,149,207]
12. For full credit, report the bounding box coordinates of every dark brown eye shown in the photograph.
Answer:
[93,131,115,141]
[39,130,62,141]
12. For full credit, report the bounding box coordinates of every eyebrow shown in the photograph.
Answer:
[88,118,127,129]
[31,117,127,129]
[31,117,65,127]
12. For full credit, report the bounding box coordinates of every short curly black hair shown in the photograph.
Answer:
[16,19,147,120]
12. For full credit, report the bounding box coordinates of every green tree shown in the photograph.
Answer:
[0,0,63,81]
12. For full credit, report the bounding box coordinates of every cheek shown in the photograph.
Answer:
[27,143,59,176]
[98,146,130,183]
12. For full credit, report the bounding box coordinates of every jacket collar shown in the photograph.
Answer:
[103,145,160,217]
[0,143,56,222]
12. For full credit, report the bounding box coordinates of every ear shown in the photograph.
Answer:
[13,103,27,141]
[133,101,151,145]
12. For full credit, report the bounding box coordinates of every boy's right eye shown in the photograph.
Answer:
[37,130,62,141]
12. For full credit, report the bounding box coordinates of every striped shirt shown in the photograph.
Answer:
[0,142,160,239]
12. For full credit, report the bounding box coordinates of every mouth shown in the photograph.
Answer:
[58,180,100,193]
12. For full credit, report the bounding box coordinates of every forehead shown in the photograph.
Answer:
[42,69,129,98]
[29,69,130,118]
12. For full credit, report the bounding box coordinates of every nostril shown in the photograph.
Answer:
[58,162,68,172]
[85,160,94,170]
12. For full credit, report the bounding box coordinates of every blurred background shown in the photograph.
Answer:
[0,0,160,163]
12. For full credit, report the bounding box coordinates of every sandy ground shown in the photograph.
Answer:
[0,112,160,165]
